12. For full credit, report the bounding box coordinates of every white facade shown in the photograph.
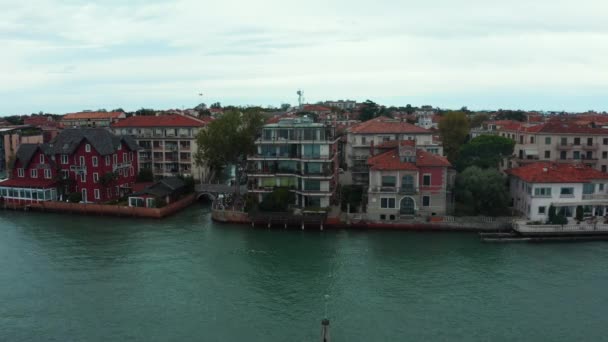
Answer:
[509,177,608,221]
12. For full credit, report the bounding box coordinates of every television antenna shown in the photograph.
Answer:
[297,89,304,108]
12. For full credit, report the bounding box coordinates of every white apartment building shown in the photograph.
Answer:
[507,162,608,221]
[112,114,209,180]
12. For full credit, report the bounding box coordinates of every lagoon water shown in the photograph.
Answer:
[1,204,608,341]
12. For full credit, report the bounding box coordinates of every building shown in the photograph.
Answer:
[111,114,208,180]
[24,115,62,142]
[0,128,139,204]
[128,177,187,208]
[0,144,58,204]
[61,111,126,128]
[506,162,608,221]
[344,116,442,185]
[323,100,357,110]
[0,126,44,179]
[365,141,454,220]
[497,121,608,172]
[247,117,339,209]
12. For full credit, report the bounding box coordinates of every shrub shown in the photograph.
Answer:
[67,192,82,203]
[259,187,295,212]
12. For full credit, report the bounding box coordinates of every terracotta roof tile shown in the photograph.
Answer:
[368,146,451,171]
[63,112,124,120]
[506,162,608,183]
[349,116,430,134]
[112,114,207,128]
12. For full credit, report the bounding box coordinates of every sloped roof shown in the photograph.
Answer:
[14,144,42,168]
[63,112,124,120]
[48,129,138,156]
[0,178,57,188]
[112,114,207,128]
[368,147,451,171]
[506,162,608,183]
[498,121,608,135]
[348,116,430,134]
[132,177,186,197]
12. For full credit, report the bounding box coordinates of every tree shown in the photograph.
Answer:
[455,166,510,216]
[210,102,222,109]
[111,108,125,113]
[495,110,526,122]
[547,205,567,225]
[280,103,291,111]
[137,168,154,182]
[258,187,295,212]
[340,185,364,212]
[438,111,470,163]
[469,113,489,128]
[455,135,515,172]
[576,205,584,222]
[135,108,156,116]
[359,100,384,121]
[194,109,265,190]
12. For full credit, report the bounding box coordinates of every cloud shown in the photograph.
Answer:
[1,0,608,114]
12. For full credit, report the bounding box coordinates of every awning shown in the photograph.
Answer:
[524,149,539,156]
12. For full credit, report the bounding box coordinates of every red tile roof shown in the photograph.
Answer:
[302,105,331,112]
[0,178,57,188]
[349,116,430,134]
[112,114,207,128]
[368,147,451,171]
[498,121,608,135]
[63,112,124,120]
[506,162,608,183]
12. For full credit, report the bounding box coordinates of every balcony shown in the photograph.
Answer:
[349,154,369,160]
[399,187,418,195]
[582,143,599,151]
[371,186,397,193]
[556,158,598,164]
[582,193,608,200]
[165,145,178,151]
[351,165,369,173]
[556,143,574,150]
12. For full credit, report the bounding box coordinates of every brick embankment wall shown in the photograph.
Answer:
[12,194,196,219]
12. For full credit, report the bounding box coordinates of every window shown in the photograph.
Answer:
[304,180,321,191]
[544,151,550,159]
[94,189,100,200]
[560,187,574,196]
[604,138,608,145]
[105,156,111,166]
[560,151,567,160]
[380,198,396,209]
[538,206,546,215]
[85,144,91,152]
[583,183,595,195]
[561,137,568,146]
[118,144,122,150]
[18,168,24,177]
[574,138,580,145]
[39,154,45,163]
[44,169,51,179]
[61,154,68,164]
[123,153,127,162]
[381,176,396,187]
[545,137,551,145]
[79,156,85,165]
[31,169,38,178]
[361,137,366,145]
[600,184,605,191]
[61,170,69,179]
[80,173,86,183]
[530,136,535,144]
[534,187,552,197]
[573,151,580,159]
[423,174,431,186]
[113,154,118,164]
[588,138,593,146]
[93,173,99,183]
[92,157,98,167]
[603,152,608,159]
[422,196,430,207]
[380,214,386,220]
[603,166,607,173]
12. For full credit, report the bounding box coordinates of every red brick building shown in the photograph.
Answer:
[0,129,139,204]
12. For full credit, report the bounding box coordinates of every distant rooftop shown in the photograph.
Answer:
[264,116,324,128]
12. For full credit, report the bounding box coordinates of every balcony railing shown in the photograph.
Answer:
[556,143,574,150]
[582,143,599,151]
[582,193,608,200]
[557,158,598,164]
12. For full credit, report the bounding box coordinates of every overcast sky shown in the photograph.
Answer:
[1,0,607,115]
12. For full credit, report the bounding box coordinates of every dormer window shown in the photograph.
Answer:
[31,169,38,178]
[85,144,91,152]
[18,168,24,177]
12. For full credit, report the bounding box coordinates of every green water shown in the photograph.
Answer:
[1,204,608,341]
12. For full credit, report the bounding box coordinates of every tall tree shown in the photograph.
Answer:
[194,110,264,191]
[455,166,510,216]
[455,135,515,172]
[210,102,222,109]
[469,113,489,128]
[359,100,383,121]
[438,111,470,163]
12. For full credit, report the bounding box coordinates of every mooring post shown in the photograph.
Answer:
[320,223,324,231]
[301,222,305,230]
[320,319,330,342]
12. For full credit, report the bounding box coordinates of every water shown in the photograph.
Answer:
[1,204,608,341]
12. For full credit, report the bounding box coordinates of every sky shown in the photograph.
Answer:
[1,0,607,115]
